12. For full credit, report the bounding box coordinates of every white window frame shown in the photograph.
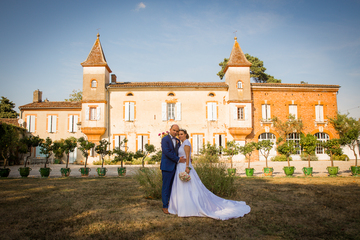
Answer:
[69,115,78,133]
[315,132,329,154]
[286,133,301,154]
[26,115,36,133]
[207,102,217,121]
[137,135,149,152]
[237,81,243,89]
[289,104,297,119]
[262,104,271,121]
[124,102,135,121]
[315,105,324,122]
[47,115,57,133]
[162,102,181,121]
[114,135,127,149]
[214,134,226,154]
[192,134,204,155]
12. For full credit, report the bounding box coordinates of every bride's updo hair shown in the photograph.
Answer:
[179,129,189,139]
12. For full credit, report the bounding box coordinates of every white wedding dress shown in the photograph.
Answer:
[168,139,251,220]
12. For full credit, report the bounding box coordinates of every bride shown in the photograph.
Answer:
[168,129,251,220]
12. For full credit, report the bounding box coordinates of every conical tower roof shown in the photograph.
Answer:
[224,37,251,73]
[81,33,112,73]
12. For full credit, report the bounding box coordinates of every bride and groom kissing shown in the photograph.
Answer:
[160,124,251,220]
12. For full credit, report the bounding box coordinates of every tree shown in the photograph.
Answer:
[239,142,257,169]
[0,96,19,118]
[63,137,78,169]
[140,144,156,168]
[112,138,132,168]
[216,54,281,83]
[277,141,299,167]
[256,140,274,168]
[19,135,43,168]
[272,114,303,144]
[65,89,82,102]
[199,142,221,164]
[0,123,20,168]
[329,113,360,166]
[95,139,111,168]
[52,139,65,162]
[77,137,95,168]
[39,137,53,168]
[223,140,240,169]
[322,139,343,167]
[299,133,318,168]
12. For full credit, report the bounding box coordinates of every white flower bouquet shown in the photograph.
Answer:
[179,171,191,182]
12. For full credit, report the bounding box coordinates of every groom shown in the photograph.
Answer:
[160,124,185,214]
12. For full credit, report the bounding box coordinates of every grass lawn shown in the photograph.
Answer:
[1,176,360,240]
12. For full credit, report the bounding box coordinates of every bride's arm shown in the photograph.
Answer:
[184,145,191,174]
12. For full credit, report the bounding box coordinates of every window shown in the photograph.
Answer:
[237,81,243,89]
[126,93,133,96]
[91,80,97,88]
[207,102,217,121]
[162,102,181,121]
[237,107,244,120]
[208,93,215,97]
[137,135,149,151]
[124,102,135,121]
[86,107,101,121]
[214,134,226,154]
[69,147,77,163]
[315,105,324,122]
[35,146,46,158]
[47,115,57,133]
[68,115,78,133]
[258,133,276,141]
[90,146,95,157]
[114,135,127,149]
[287,133,301,154]
[192,134,204,154]
[261,104,271,121]
[315,132,329,154]
[289,105,297,119]
[26,115,36,133]
[168,93,175,96]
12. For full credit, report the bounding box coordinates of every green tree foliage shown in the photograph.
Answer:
[198,142,220,164]
[329,113,360,166]
[0,96,19,118]
[256,140,274,168]
[140,144,156,168]
[52,139,65,162]
[0,123,20,168]
[112,138,129,168]
[217,54,281,83]
[63,137,78,169]
[239,142,257,169]
[19,135,43,168]
[272,115,303,144]
[299,133,319,168]
[77,137,95,168]
[277,141,299,166]
[322,139,343,167]
[95,139,111,168]
[64,89,82,102]
[223,140,240,169]
[39,137,53,168]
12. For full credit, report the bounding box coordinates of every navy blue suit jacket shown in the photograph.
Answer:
[160,135,180,172]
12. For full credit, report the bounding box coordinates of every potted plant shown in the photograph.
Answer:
[39,137,53,177]
[239,142,257,177]
[77,137,95,177]
[277,141,298,176]
[95,139,111,177]
[112,138,131,176]
[223,140,240,176]
[61,137,77,177]
[256,140,274,176]
[18,135,42,177]
[299,133,318,176]
[329,113,360,176]
[0,123,20,177]
[322,139,342,177]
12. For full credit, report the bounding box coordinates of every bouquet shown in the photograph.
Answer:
[179,171,191,182]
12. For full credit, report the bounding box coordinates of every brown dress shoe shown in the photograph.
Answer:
[162,208,170,214]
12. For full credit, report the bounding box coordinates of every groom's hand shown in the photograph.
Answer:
[179,157,186,163]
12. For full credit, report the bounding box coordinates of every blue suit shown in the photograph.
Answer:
[160,134,180,208]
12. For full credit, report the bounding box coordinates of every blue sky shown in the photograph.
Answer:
[1,0,360,118]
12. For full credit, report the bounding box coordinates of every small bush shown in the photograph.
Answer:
[271,155,293,162]
[92,158,117,165]
[194,154,219,164]
[194,163,236,197]
[134,168,162,199]
[300,153,318,161]
[148,150,162,164]
[333,154,350,161]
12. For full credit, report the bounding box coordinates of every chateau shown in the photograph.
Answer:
[19,34,350,164]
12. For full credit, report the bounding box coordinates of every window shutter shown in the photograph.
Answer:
[74,115,78,132]
[176,102,181,121]
[266,105,271,120]
[85,107,89,121]
[221,134,226,149]
[27,116,31,132]
[199,135,204,151]
[162,103,167,121]
[138,136,143,151]
[193,135,198,154]
[212,103,217,120]
[48,116,52,132]
[52,116,57,133]
[69,115,73,132]
[289,105,297,119]
[115,136,120,148]
[125,102,130,121]
[315,105,319,121]
[97,107,101,120]
[215,134,219,148]
[120,135,125,147]
[245,106,248,120]
[30,116,35,132]
[319,105,324,121]
[144,135,148,146]
[207,103,212,120]
[130,102,135,121]
[262,105,266,120]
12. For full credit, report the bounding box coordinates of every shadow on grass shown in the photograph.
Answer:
[1,177,360,239]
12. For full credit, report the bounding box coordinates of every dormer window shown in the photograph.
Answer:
[91,80,97,88]
[237,81,243,89]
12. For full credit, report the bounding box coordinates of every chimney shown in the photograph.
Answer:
[111,74,117,84]
[33,90,42,103]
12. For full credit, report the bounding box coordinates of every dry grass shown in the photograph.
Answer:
[1,176,360,240]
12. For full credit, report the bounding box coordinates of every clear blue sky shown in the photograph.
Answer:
[1,0,360,118]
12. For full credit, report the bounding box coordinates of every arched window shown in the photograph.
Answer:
[258,133,276,140]
[287,133,301,154]
[208,92,215,97]
[126,93,133,96]
[314,132,330,154]
[168,92,175,96]
[91,80,97,88]
[237,81,243,89]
